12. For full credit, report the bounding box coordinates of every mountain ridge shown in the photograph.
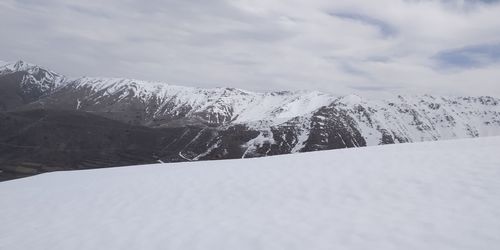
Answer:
[1,59,499,180]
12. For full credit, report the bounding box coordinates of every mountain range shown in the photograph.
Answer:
[1,60,499,180]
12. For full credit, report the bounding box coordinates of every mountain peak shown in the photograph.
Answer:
[13,60,32,70]
[0,59,60,76]
[338,94,363,106]
[3,60,38,72]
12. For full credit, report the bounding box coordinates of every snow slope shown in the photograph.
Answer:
[65,77,336,126]
[1,137,500,250]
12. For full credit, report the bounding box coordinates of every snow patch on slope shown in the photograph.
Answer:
[242,130,275,158]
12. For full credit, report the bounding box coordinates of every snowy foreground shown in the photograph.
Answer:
[1,137,500,250]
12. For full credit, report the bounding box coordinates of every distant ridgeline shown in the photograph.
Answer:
[1,60,499,180]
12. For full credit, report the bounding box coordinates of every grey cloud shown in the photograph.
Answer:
[187,27,295,47]
[411,0,500,5]
[453,0,499,4]
[328,12,397,38]
[433,43,500,69]
[338,62,373,79]
[349,85,399,91]
[65,4,113,19]
[365,56,391,63]
[413,0,500,11]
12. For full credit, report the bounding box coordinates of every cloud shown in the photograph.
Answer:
[328,12,397,37]
[1,0,500,97]
[349,85,400,91]
[433,43,500,68]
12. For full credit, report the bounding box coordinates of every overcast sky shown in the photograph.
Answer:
[1,0,500,96]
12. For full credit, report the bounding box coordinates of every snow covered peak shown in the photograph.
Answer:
[0,60,8,67]
[0,60,67,96]
[0,60,63,81]
[1,60,40,74]
[337,94,364,106]
[12,60,36,71]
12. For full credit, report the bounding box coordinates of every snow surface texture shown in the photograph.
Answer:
[1,137,500,250]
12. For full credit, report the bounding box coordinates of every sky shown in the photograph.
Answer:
[1,0,500,96]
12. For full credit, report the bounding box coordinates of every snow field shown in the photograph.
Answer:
[1,137,500,250]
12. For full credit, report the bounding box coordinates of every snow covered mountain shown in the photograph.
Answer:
[1,60,500,180]
[0,60,65,110]
[2,136,500,249]
[26,76,336,127]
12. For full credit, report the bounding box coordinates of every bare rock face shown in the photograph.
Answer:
[1,60,500,180]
